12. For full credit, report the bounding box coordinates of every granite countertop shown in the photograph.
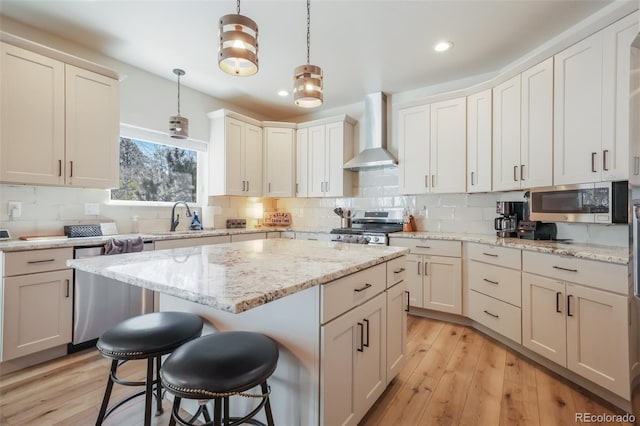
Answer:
[392,232,630,265]
[67,239,409,314]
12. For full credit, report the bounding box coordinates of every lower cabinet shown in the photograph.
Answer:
[386,280,408,381]
[3,268,73,361]
[522,272,629,398]
[321,292,387,426]
[406,253,461,314]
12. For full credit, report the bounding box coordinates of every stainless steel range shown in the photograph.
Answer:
[330,211,403,245]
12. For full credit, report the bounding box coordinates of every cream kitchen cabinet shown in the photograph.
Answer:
[1,42,119,188]
[295,128,309,197]
[554,12,637,185]
[466,89,492,193]
[2,248,73,361]
[263,124,296,197]
[493,57,553,191]
[321,292,387,426]
[303,116,355,198]
[522,252,629,398]
[385,256,408,381]
[389,238,462,314]
[398,98,466,194]
[208,111,263,197]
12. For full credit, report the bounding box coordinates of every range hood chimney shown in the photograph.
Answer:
[343,92,398,170]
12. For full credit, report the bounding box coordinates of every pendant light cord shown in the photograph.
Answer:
[237,0,241,15]
[176,73,181,116]
[306,0,311,64]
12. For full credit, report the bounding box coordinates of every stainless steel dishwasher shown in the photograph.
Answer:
[69,241,154,352]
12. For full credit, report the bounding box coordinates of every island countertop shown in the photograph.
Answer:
[66,239,409,314]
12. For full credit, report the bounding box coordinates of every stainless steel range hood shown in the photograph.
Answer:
[343,92,398,170]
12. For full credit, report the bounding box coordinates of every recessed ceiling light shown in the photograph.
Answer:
[278,90,290,97]
[434,41,453,52]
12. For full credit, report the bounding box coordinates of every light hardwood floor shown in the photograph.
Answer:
[0,315,629,425]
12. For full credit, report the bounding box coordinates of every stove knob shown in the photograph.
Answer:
[371,237,379,243]
[363,236,371,244]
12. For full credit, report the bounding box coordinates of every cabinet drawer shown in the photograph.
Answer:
[522,251,627,295]
[4,248,73,276]
[468,290,522,344]
[386,256,407,287]
[467,243,521,269]
[388,237,461,257]
[468,260,521,307]
[321,263,386,324]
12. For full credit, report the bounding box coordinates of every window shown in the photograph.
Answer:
[111,124,207,203]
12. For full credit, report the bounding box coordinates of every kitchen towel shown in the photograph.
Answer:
[104,237,144,255]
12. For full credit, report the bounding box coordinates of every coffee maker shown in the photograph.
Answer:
[495,201,524,238]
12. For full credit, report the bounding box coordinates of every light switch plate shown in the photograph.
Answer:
[8,201,21,218]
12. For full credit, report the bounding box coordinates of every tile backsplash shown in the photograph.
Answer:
[0,169,629,248]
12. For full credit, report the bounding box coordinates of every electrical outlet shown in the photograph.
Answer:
[8,201,22,218]
[84,203,100,215]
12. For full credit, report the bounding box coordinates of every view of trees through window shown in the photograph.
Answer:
[111,137,197,202]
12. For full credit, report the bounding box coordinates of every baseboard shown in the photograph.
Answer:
[0,345,68,376]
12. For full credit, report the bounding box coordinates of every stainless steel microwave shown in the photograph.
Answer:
[529,181,628,224]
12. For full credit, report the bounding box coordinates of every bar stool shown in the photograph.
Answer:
[95,311,204,426]
[160,331,279,426]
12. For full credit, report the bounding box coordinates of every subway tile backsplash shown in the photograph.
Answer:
[0,173,629,248]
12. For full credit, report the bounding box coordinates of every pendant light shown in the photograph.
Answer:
[293,0,323,108]
[218,0,259,76]
[169,68,189,139]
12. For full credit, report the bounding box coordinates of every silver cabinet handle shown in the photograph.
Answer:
[27,259,55,264]
[268,182,271,193]
[591,152,597,172]
[483,310,499,319]
[393,267,406,274]
[296,183,299,193]
[470,171,475,186]
[354,283,373,292]
[482,252,498,257]
[431,175,435,188]
[513,165,518,182]
[634,156,640,176]
[326,181,330,192]
[520,164,525,181]
[483,278,499,285]
[425,175,428,188]
[553,265,578,273]
[603,149,609,171]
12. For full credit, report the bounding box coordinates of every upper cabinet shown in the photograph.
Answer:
[300,116,355,198]
[263,124,296,197]
[398,97,466,195]
[466,89,492,193]
[554,12,637,185]
[493,58,553,191]
[208,111,263,197]
[296,128,309,197]
[0,42,119,188]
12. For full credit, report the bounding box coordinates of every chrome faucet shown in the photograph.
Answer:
[170,201,192,232]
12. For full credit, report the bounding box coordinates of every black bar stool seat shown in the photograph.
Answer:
[161,331,279,426]
[96,311,204,426]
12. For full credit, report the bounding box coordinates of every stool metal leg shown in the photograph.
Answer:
[213,397,223,426]
[144,358,153,426]
[262,382,275,426]
[155,355,164,416]
[96,359,118,425]
[169,396,181,426]
[224,397,230,426]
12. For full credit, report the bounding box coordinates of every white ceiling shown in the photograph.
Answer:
[0,0,625,120]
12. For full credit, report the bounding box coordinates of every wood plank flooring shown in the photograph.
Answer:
[0,315,629,425]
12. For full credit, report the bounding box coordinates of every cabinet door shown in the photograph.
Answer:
[405,254,423,307]
[521,57,553,188]
[65,65,119,188]
[466,89,492,193]
[554,32,604,185]
[0,43,65,186]
[354,293,387,420]
[264,127,294,197]
[296,128,309,197]
[492,74,521,191]
[386,281,407,382]
[423,255,462,314]
[430,97,466,193]
[225,117,245,195]
[521,273,566,366]
[602,12,638,181]
[398,105,430,194]
[308,125,326,197]
[3,269,73,361]
[325,122,345,197]
[566,283,629,398]
[243,123,263,196]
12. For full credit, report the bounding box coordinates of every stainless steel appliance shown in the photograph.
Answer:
[529,181,628,224]
[70,241,154,351]
[494,201,524,238]
[330,211,403,245]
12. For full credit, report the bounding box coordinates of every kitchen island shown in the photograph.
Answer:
[67,238,409,426]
